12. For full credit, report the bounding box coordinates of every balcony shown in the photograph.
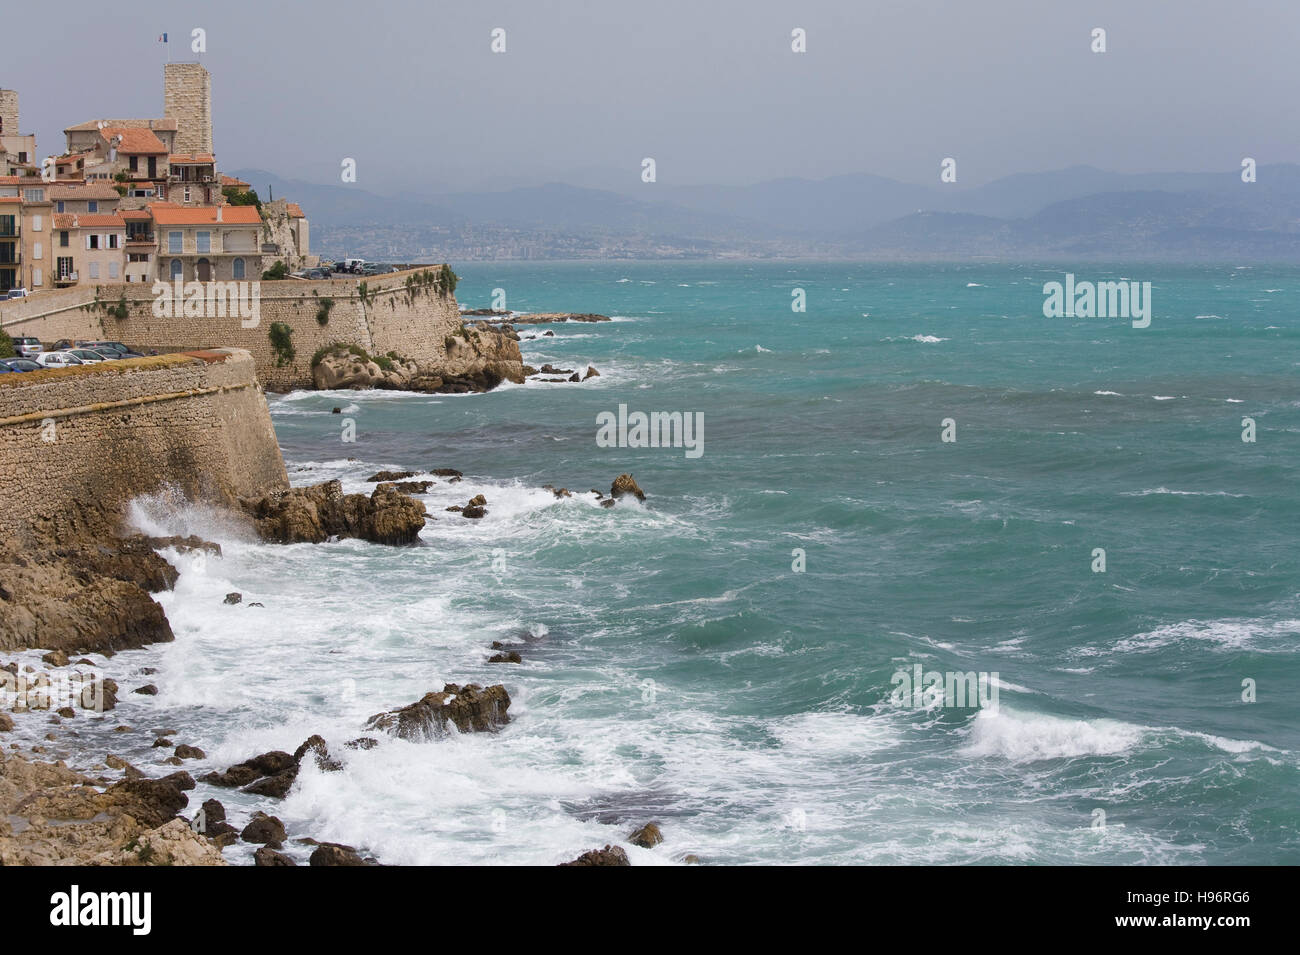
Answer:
[169,171,215,184]
[54,271,78,286]
[0,225,19,238]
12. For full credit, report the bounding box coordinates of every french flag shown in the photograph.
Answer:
[157,33,168,43]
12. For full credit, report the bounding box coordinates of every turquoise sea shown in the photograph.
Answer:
[92,261,1299,864]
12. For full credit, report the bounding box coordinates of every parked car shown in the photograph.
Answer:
[68,348,109,364]
[86,341,142,358]
[50,339,77,351]
[10,336,43,358]
[1,357,42,372]
[4,288,29,299]
[0,362,12,373]
[304,267,332,280]
[36,351,83,368]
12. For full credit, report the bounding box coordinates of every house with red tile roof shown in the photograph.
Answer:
[150,203,262,282]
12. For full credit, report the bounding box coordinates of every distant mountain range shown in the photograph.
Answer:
[230,164,1300,261]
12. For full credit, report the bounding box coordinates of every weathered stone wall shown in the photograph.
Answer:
[163,63,212,156]
[0,268,464,391]
[0,349,287,542]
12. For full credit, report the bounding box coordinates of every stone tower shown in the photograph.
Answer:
[163,63,212,155]
[0,90,18,139]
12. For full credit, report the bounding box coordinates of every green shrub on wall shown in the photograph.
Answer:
[263,261,288,281]
[316,297,334,326]
[0,330,14,359]
[268,322,295,367]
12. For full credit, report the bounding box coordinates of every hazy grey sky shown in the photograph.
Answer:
[6,0,1296,194]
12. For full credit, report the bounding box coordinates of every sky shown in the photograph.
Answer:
[4,0,1296,195]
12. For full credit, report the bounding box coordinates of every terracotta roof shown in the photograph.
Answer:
[55,154,88,166]
[65,118,177,133]
[169,154,215,164]
[100,128,167,155]
[0,176,22,185]
[148,204,262,225]
[52,214,76,228]
[119,209,152,220]
[0,197,22,204]
[286,203,305,218]
[220,175,250,188]
[49,183,120,200]
[76,214,125,228]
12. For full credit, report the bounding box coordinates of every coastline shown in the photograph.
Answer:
[0,313,645,866]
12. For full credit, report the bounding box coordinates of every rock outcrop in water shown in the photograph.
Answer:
[312,324,527,394]
[0,536,178,655]
[364,683,511,740]
[560,845,631,866]
[609,474,646,503]
[242,480,427,545]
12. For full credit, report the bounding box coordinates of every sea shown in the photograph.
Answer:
[28,261,1300,865]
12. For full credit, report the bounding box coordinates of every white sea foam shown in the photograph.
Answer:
[960,709,1145,762]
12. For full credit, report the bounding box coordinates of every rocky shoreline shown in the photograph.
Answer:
[0,469,664,865]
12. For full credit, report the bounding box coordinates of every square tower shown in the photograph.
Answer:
[0,89,18,139]
[163,63,212,156]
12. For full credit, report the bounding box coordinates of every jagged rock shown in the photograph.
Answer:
[445,505,463,512]
[223,592,242,605]
[133,684,158,696]
[243,770,297,799]
[599,499,615,509]
[364,683,511,741]
[293,735,342,772]
[543,330,555,336]
[144,536,222,559]
[629,823,663,848]
[0,541,175,656]
[345,737,379,750]
[366,470,415,483]
[310,843,372,866]
[161,770,195,791]
[255,845,297,866]
[41,650,69,667]
[583,366,601,380]
[331,407,342,415]
[610,474,646,502]
[431,468,463,478]
[488,651,522,664]
[243,480,427,546]
[468,494,487,507]
[560,845,630,866]
[202,750,296,789]
[569,373,581,382]
[462,505,486,519]
[100,776,189,828]
[241,812,287,846]
[174,744,205,760]
[378,481,432,495]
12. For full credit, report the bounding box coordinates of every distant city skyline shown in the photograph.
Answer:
[4,0,1296,197]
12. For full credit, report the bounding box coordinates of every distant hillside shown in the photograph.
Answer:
[231,165,1300,261]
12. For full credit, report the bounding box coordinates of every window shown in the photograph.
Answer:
[88,201,98,213]
[108,234,120,250]
[89,262,99,279]
[184,187,191,203]
[168,231,182,253]
[32,242,41,260]
[56,201,65,213]
[23,189,43,203]
[109,262,119,279]
[232,257,245,280]
[196,231,210,253]
[88,234,99,250]
[170,258,182,279]
[57,256,73,279]
[129,156,138,172]
[31,214,41,230]
[33,267,41,286]
[129,252,150,263]
[59,231,69,247]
